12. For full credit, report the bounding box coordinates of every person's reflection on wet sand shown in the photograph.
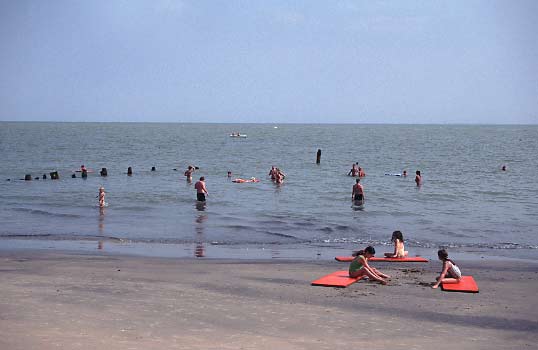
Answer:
[195,242,205,257]
[195,212,207,257]
[98,207,105,250]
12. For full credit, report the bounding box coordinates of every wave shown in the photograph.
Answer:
[317,237,538,250]
[11,208,81,218]
[1,233,536,250]
[259,230,302,240]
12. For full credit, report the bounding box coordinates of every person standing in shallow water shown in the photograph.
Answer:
[269,166,276,181]
[98,187,106,208]
[348,163,359,177]
[194,177,208,202]
[184,166,195,182]
[352,178,365,203]
[415,170,422,186]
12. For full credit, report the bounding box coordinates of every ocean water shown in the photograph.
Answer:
[0,122,537,260]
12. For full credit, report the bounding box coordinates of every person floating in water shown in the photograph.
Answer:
[358,167,366,177]
[501,165,506,171]
[194,176,208,202]
[233,177,259,183]
[415,170,422,186]
[403,170,407,177]
[98,187,106,208]
[352,178,365,203]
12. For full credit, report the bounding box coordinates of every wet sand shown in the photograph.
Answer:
[1,250,537,350]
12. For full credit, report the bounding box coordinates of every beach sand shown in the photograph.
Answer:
[1,250,537,350]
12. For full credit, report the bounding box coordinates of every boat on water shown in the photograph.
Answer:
[229,133,247,138]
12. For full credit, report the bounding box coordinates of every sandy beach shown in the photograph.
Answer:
[1,250,537,350]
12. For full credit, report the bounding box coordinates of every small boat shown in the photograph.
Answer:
[229,133,247,138]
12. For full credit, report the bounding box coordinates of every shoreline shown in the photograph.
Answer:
[1,249,537,349]
[1,238,538,263]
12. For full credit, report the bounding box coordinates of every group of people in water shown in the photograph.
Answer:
[182,165,272,202]
[268,166,286,184]
[93,160,424,208]
[348,163,422,206]
[180,162,420,205]
[347,162,366,177]
[92,162,464,289]
[350,230,462,288]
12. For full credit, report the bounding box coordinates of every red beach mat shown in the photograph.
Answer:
[335,256,429,262]
[441,276,479,293]
[311,270,366,288]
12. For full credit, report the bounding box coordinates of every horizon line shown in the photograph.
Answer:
[1,120,537,126]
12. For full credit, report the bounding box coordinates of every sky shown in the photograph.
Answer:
[0,0,537,124]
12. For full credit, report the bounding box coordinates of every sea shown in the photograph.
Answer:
[1,122,537,261]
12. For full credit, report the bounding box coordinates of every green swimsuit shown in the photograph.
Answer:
[349,255,365,275]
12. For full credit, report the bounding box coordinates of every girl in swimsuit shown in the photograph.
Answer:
[432,249,462,289]
[384,230,409,258]
[348,246,390,284]
[98,187,106,208]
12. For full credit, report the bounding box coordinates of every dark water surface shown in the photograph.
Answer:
[1,122,537,260]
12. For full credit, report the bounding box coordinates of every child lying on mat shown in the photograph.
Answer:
[384,230,409,258]
[432,249,462,289]
[349,246,390,285]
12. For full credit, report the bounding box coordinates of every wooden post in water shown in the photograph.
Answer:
[316,149,322,164]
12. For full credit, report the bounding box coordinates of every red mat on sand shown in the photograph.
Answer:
[335,256,429,262]
[441,276,479,293]
[311,270,366,287]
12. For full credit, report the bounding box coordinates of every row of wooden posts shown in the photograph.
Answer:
[21,166,158,181]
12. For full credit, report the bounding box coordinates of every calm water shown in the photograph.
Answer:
[0,122,537,259]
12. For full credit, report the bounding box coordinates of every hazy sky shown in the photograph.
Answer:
[1,0,537,123]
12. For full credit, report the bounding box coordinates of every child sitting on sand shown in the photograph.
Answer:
[349,246,390,285]
[384,230,408,258]
[98,187,106,208]
[432,249,462,289]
